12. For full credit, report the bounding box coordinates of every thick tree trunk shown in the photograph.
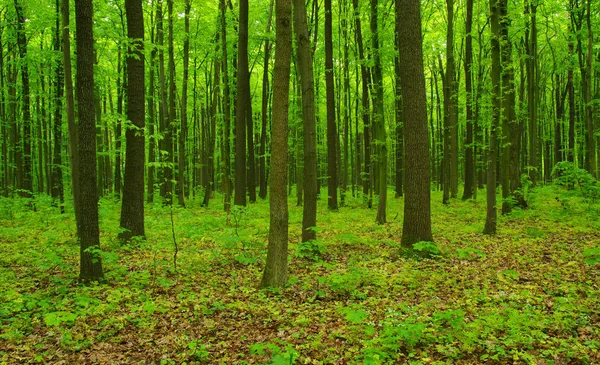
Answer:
[325,0,338,210]
[75,0,104,282]
[119,0,146,241]
[398,0,433,247]
[261,0,292,288]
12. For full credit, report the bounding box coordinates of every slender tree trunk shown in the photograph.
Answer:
[371,0,386,224]
[166,0,176,205]
[75,0,104,282]
[14,0,33,197]
[259,0,274,200]
[147,7,157,203]
[462,0,474,200]
[567,41,575,162]
[484,0,501,235]
[234,0,250,207]
[325,0,338,210]
[394,17,404,199]
[178,0,191,206]
[61,0,79,228]
[261,0,292,288]
[294,0,318,242]
[221,0,232,212]
[526,0,538,185]
[52,0,65,212]
[584,0,595,177]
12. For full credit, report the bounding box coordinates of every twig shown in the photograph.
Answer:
[170,205,178,272]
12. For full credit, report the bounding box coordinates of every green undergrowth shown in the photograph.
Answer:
[0,186,599,364]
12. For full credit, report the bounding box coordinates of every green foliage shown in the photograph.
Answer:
[296,239,327,260]
[1,188,599,363]
[583,248,600,265]
[553,162,600,202]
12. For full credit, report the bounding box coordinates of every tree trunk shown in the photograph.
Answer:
[178,0,191,206]
[75,0,104,282]
[52,0,65,212]
[234,0,250,207]
[462,0,474,200]
[259,0,274,200]
[325,0,338,210]
[221,0,232,212]
[294,0,318,243]
[484,0,501,235]
[166,0,176,205]
[14,0,33,197]
[352,0,371,206]
[398,0,433,247]
[371,0,386,224]
[261,0,292,288]
[119,0,146,241]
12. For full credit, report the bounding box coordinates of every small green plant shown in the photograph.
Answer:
[296,239,327,260]
[583,248,600,265]
[553,162,600,202]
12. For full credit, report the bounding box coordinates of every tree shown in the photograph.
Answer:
[462,0,475,200]
[14,0,32,197]
[52,0,65,213]
[235,0,250,207]
[294,0,318,243]
[75,0,104,282]
[62,0,80,229]
[220,0,232,212]
[324,0,338,210]
[178,0,191,207]
[398,0,433,247]
[119,0,146,241]
[484,0,501,235]
[371,0,386,224]
[261,0,292,288]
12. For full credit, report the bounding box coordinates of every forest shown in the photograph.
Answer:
[0,0,599,363]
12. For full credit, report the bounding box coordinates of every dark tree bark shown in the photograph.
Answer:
[325,0,338,210]
[567,41,575,162]
[484,0,501,235]
[398,0,433,247]
[259,0,274,200]
[14,0,32,197]
[462,0,474,200]
[157,0,170,202]
[394,15,404,199]
[166,0,176,204]
[525,0,538,185]
[75,0,104,282]
[178,0,191,206]
[261,0,292,288]
[442,0,456,204]
[205,30,220,207]
[62,0,80,228]
[294,0,318,243]
[584,0,595,177]
[352,0,371,206]
[234,0,250,207]
[52,0,65,212]
[147,6,157,203]
[221,0,232,212]
[119,0,146,241]
[371,0,386,224]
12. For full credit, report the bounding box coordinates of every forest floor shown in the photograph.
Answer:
[0,186,599,365]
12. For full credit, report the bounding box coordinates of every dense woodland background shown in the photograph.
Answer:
[1,0,600,363]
